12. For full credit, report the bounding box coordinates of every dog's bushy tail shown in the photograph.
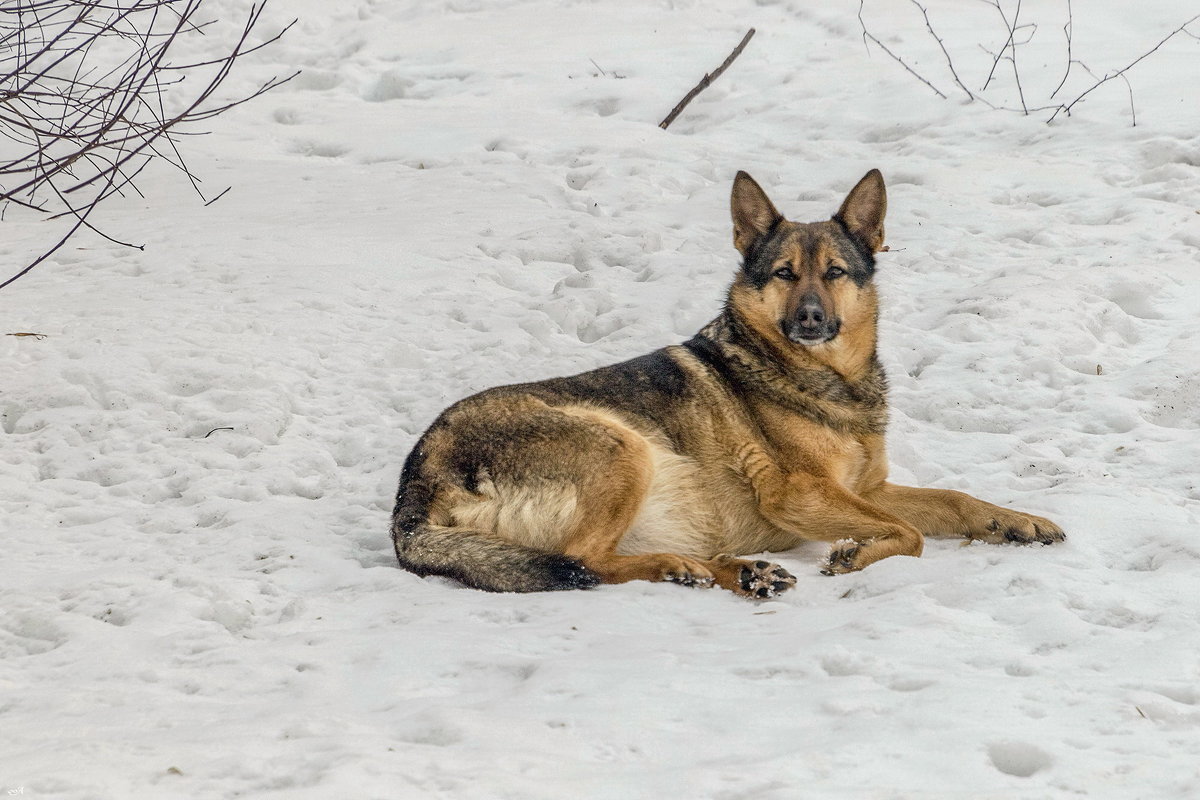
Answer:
[392,522,600,593]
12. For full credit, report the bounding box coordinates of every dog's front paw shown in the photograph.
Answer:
[973,510,1065,546]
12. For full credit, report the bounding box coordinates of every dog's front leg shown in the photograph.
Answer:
[862,483,1065,545]
[736,444,924,573]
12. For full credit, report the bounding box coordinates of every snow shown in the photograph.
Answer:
[3,0,1199,797]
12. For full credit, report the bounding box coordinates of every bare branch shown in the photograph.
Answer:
[0,0,295,289]
[659,27,756,130]
[1048,13,1200,123]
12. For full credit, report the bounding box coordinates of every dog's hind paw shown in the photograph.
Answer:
[706,554,796,598]
[737,559,797,599]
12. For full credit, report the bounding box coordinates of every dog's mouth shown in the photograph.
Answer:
[782,319,840,346]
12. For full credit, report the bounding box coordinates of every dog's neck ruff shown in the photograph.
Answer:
[687,313,889,436]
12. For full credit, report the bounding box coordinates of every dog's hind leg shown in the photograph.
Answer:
[556,411,723,589]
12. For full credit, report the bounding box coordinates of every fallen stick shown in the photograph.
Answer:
[659,28,756,130]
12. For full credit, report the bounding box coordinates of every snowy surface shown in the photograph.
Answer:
[3,1,1200,797]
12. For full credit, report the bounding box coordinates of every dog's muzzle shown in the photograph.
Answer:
[783,293,840,345]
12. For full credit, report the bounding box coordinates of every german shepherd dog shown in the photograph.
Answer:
[392,170,1064,598]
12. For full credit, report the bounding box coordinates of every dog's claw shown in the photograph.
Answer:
[1033,524,1066,545]
[667,571,713,588]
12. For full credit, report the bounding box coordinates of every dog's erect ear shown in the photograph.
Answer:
[731,171,783,257]
[834,169,887,253]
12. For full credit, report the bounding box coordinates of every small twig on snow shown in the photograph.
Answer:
[659,27,756,130]
[203,186,231,207]
[1117,72,1136,126]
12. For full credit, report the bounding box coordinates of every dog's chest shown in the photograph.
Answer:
[752,401,885,493]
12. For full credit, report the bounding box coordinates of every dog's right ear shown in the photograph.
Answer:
[731,171,782,257]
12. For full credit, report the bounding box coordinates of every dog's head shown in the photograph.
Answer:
[729,170,886,351]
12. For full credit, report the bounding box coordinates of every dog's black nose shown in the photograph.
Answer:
[798,294,825,327]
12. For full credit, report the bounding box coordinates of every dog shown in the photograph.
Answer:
[391,169,1065,598]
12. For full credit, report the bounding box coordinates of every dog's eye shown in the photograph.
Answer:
[825,266,846,280]
[773,267,797,281]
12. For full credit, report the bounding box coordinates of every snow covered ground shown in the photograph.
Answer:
[3,1,1199,797]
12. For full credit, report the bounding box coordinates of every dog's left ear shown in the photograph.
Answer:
[834,169,887,253]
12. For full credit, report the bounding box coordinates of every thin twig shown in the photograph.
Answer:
[1118,72,1136,127]
[979,0,1030,111]
[1009,0,1028,114]
[1050,0,1073,99]
[203,185,231,206]
[659,27,755,130]
[910,0,973,101]
[979,0,1015,92]
[858,1,947,99]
